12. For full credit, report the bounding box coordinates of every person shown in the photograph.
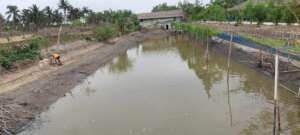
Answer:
[50,53,62,65]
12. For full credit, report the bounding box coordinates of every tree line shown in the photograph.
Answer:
[152,0,300,26]
[0,0,139,34]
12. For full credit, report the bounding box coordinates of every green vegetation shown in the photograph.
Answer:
[2,0,139,34]
[240,33,286,47]
[152,0,300,25]
[289,46,300,52]
[0,0,140,69]
[93,25,117,42]
[0,37,44,69]
[172,22,221,38]
[71,19,83,27]
[152,3,178,12]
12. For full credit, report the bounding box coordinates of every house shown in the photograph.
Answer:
[137,10,185,30]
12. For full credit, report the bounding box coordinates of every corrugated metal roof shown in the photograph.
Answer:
[137,10,185,20]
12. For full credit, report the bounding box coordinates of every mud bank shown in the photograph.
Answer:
[210,36,300,94]
[0,29,170,135]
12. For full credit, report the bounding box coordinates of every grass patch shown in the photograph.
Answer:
[239,33,286,47]
[289,46,300,53]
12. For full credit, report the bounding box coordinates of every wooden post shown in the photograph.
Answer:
[206,29,209,63]
[277,105,281,131]
[273,54,279,135]
[297,86,300,97]
[259,49,264,68]
[227,32,233,71]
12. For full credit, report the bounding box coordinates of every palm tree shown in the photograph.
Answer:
[86,11,102,24]
[21,9,31,31]
[57,0,71,45]
[0,14,5,31]
[53,9,63,25]
[68,7,82,21]
[58,0,71,23]
[28,4,45,31]
[6,5,20,29]
[82,7,92,16]
[44,6,53,26]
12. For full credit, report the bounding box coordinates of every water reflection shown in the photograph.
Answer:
[142,36,300,134]
[20,36,300,135]
[109,52,133,74]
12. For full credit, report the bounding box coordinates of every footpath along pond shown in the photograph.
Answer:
[20,36,300,135]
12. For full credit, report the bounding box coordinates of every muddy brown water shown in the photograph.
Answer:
[19,36,300,135]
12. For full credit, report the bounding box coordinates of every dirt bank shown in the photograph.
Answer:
[0,29,170,135]
[210,37,300,94]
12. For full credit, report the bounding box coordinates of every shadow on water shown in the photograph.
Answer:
[20,36,300,135]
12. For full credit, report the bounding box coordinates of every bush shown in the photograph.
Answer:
[0,37,41,69]
[33,36,50,48]
[93,26,117,42]
[72,19,83,27]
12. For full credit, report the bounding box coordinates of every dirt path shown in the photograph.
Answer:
[0,40,104,94]
[0,29,169,135]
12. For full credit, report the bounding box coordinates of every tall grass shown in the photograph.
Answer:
[172,22,221,39]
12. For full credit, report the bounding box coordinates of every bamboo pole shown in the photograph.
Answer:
[297,86,300,97]
[273,54,279,135]
[227,32,233,71]
[205,29,209,64]
[225,31,234,127]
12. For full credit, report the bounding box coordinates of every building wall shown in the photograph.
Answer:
[139,17,183,29]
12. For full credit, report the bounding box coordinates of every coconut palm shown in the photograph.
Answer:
[58,0,71,22]
[28,4,45,31]
[68,7,82,21]
[0,14,5,31]
[21,9,31,31]
[57,0,71,45]
[86,11,103,24]
[44,6,53,26]
[52,9,63,25]
[6,5,20,29]
[82,7,92,17]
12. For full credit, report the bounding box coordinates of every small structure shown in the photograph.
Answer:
[137,10,185,30]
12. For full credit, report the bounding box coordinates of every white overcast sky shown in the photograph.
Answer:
[0,0,210,15]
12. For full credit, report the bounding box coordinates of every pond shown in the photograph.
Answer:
[20,36,300,135]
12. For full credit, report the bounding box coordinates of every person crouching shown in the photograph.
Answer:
[50,53,62,65]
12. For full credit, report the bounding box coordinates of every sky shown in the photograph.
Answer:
[0,0,210,15]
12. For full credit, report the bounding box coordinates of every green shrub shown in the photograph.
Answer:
[72,19,83,27]
[32,36,50,48]
[93,26,117,42]
[83,35,93,41]
[0,38,41,69]
[172,22,221,39]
